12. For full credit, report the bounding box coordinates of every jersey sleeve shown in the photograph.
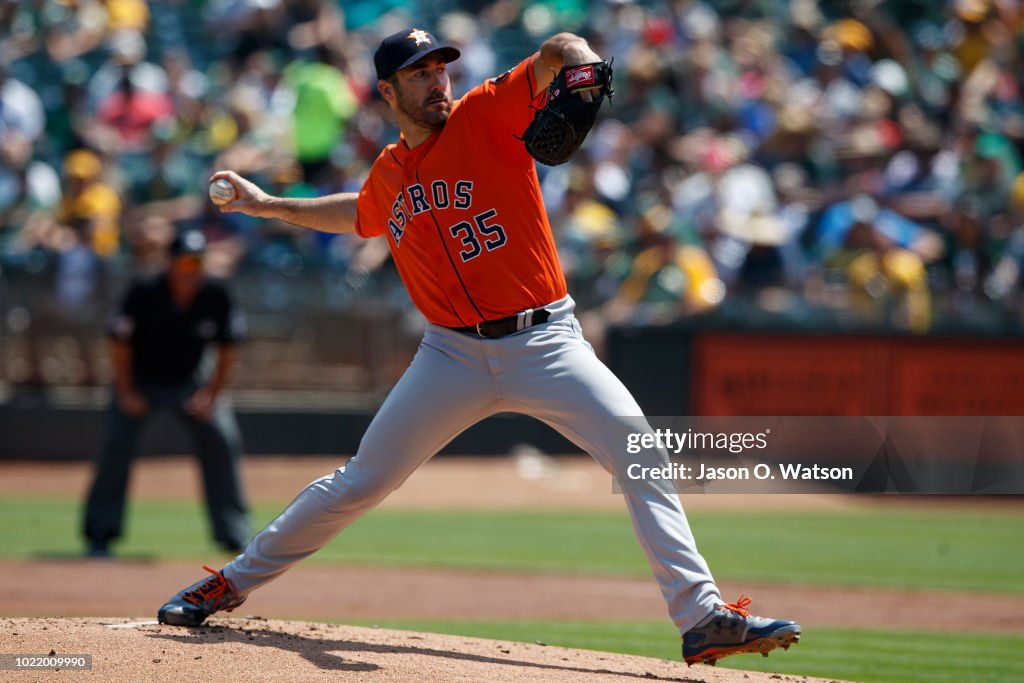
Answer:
[108,282,144,342]
[354,184,382,239]
[211,284,246,345]
[354,150,391,239]
[460,54,544,161]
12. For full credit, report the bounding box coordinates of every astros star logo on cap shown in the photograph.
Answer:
[407,28,431,46]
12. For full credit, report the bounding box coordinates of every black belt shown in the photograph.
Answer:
[450,308,551,338]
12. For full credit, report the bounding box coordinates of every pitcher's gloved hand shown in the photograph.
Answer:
[521,60,614,166]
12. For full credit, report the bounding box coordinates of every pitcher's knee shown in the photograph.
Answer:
[314,467,395,514]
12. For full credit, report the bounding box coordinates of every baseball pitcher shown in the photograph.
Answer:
[157,28,800,666]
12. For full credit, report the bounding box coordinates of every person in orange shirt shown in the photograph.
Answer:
[158,28,800,666]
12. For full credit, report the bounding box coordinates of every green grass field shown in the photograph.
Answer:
[4,496,1023,682]
[4,497,1022,593]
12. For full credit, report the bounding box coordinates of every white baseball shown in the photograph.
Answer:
[209,178,237,205]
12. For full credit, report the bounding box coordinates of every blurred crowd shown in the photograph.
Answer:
[4,0,1024,344]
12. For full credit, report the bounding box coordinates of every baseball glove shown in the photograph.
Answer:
[521,60,614,166]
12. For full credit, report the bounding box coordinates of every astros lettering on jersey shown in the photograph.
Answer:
[355,56,566,328]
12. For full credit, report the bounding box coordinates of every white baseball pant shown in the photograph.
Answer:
[223,295,722,633]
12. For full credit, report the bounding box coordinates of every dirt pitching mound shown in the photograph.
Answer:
[3,617,842,683]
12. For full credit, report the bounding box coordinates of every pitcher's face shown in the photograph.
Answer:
[384,55,453,130]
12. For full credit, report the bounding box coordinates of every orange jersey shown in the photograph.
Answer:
[355,55,567,327]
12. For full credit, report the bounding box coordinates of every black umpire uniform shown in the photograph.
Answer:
[83,230,249,556]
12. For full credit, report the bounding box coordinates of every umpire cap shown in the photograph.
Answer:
[169,229,207,257]
[374,28,460,81]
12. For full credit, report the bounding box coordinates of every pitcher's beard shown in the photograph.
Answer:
[397,91,451,130]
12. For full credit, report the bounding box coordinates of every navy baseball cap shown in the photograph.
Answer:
[374,28,460,81]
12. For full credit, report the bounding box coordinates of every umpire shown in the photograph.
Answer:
[82,229,250,557]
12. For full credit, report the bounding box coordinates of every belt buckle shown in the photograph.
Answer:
[475,322,485,338]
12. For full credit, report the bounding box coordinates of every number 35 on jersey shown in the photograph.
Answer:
[386,179,508,262]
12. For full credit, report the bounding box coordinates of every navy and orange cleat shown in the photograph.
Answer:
[157,566,246,627]
[683,595,801,666]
